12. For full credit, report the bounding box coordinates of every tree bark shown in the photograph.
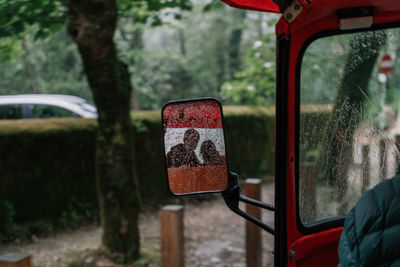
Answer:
[178,29,186,56]
[21,37,38,93]
[67,0,140,262]
[257,13,263,40]
[228,9,246,80]
[215,17,227,91]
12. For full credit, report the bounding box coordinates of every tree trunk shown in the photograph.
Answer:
[257,13,263,39]
[119,21,143,111]
[21,37,38,93]
[319,31,386,214]
[130,24,144,111]
[214,17,227,91]
[178,29,186,56]
[67,0,140,262]
[228,9,246,80]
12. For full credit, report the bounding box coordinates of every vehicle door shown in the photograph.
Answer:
[216,0,400,265]
[272,1,400,266]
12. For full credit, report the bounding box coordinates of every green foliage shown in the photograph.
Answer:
[0,38,23,61]
[117,2,279,110]
[118,0,192,24]
[0,118,98,226]
[0,0,66,62]
[223,106,275,176]
[222,34,276,106]
[299,105,332,162]
[300,34,349,105]
[0,0,194,108]
[0,0,192,64]
[28,219,55,234]
[203,0,224,12]
[0,28,92,100]
[0,200,16,242]
[63,252,91,267]
[130,55,195,109]
[0,0,280,111]
[136,242,161,266]
[59,210,82,228]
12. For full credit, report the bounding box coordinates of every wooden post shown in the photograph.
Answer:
[361,145,370,193]
[245,179,262,267]
[0,253,31,267]
[299,163,316,222]
[160,205,184,267]
[380,139,387,180]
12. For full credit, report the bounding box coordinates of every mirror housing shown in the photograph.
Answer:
[162,98,229,195]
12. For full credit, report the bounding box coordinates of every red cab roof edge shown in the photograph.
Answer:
[220,0,281,13]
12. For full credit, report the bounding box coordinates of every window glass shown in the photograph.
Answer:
[299,28,400,224]
[32,105,78,118]
[0,105,22,119]
[79,103,97,114]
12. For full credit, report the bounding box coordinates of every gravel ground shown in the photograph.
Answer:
[0,183,275,266]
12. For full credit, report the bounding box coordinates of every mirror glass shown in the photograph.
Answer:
[162,98,229,195]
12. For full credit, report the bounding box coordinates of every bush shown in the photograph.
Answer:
[223,106,275,177]
[0,200,16,242]
[0,107,277,229]
[0,118,98,225]
[299,104,332,162]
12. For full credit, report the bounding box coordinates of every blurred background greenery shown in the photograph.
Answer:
[0,0,279,109]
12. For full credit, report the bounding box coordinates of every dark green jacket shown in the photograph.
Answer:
[338,172,400,267]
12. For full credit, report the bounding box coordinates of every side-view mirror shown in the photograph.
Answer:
[162,98,229,195]
[162,97,275,235]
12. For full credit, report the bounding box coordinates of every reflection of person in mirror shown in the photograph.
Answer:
[200,140,225,166]
[167,129,201,168]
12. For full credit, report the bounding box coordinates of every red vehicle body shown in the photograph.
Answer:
[227,1,400,266]
[163,0,400,266]
[219,1,400,266]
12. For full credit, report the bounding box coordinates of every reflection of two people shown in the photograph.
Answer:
[200,140,225,166]
[167,129,200,168]
[166,129,225,168]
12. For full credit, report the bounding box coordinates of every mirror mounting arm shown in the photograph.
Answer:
[239,195,275,212]
[222,172,275,236]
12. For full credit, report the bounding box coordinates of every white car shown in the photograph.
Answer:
[0,94,97,119]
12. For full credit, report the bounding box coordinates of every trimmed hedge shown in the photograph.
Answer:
[0,105,332,227]
[223,106,275,176]
[0,119,98,223]
[0,106,276,225]
[299,104,332,161]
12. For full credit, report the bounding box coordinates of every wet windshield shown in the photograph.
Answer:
[299,27,400,225]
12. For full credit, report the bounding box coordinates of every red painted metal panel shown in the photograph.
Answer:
[277,0,400,36]
[296,242,341,267]
[289,227,343,264]
[214,0,400,264]
[220,0,280,13]
[281,2,400,266]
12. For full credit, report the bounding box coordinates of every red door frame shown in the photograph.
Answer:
[274,1,400,266]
